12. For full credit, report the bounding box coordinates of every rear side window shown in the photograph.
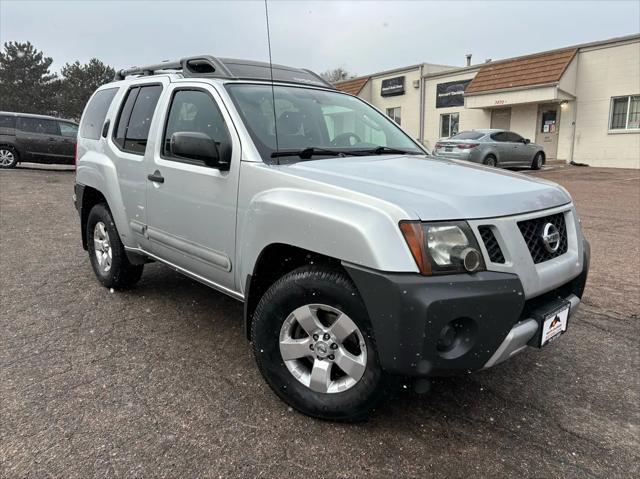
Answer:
[113,85,163,155]
[0,115,16,129]
[19,117,60,135]
[80,88,118,140]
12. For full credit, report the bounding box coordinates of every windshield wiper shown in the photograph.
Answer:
[354,146,418,155]
[271,147,361,160]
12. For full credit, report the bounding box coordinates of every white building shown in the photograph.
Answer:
[336,34,640,169]
[333,62,456,143]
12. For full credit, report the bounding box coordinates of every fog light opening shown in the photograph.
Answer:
[436,317,477,359]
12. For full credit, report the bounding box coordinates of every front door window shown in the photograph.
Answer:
[541,110,557,133]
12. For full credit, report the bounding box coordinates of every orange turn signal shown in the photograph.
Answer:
[399,221,432,275]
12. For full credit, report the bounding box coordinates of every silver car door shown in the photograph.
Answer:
[493,132,514,164]
[145,82,241,291]
[507,132,528,165]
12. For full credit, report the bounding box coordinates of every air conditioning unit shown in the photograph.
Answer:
[412,79,420,88]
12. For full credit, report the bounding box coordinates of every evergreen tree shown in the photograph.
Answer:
[57,59,115,120]
[0,41,58,114]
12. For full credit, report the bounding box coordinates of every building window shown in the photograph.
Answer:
[610,95,640,130]
[386,107,401,125]
[440,112,459,138]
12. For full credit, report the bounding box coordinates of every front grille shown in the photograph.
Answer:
[478,226,505,263]
[517,212,568,264]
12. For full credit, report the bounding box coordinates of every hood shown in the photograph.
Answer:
[281,155,570,220]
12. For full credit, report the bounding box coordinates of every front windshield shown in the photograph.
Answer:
[225,83,423,162]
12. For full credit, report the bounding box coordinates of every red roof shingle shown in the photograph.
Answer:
[334,77,370,95]
[466,48,578,94]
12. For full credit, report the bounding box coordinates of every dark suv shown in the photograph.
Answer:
[0,112,79,168]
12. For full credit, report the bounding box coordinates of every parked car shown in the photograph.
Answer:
[0,112,78,168]
[74,56,589,421]
[433,129,546,169]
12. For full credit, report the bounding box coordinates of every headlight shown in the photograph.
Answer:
[399,221,485,275]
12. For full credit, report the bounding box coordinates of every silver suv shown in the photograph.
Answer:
[74,56,590,421]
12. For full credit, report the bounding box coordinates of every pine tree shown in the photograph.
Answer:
[0,41,58,114]
[57,59,115,120]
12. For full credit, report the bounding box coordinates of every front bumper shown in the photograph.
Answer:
[343,240,589,377]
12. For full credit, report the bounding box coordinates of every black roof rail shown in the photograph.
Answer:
[113,55,335,89]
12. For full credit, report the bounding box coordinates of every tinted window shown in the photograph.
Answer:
[506,132,523,142]
[80,88,118,140]
[114,85,162,154]
[19,117,59,135]
[125,86,162,154]
[163,89,231,164]
[59,122,78,138]
[0,115,16,129]
[451,131,484,140]
[114,88,139,149]
[490,132,508,142]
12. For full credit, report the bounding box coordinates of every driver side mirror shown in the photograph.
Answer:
[170,132,230,170]
[523,138,531,144]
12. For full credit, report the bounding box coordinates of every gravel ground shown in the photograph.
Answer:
[1,164,638,478]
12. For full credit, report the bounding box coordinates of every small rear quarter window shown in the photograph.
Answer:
[80,88,118,140]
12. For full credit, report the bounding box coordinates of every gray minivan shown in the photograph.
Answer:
[0,112,78,168]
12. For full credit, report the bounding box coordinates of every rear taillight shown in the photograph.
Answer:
[457,143,479,149]
[435,142,444,148]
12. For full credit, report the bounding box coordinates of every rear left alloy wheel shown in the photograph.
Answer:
[251,266,383,421]
[0,148,18,168]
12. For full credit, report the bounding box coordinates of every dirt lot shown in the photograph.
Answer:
[1,165,638,478]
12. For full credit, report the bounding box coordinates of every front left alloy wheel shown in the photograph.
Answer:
[251,266,383,421]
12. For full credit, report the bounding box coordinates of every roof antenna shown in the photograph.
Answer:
[264,0,280,164]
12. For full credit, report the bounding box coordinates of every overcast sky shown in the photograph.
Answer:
[1,0,639,76]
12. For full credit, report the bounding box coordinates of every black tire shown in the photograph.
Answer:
[85,203,143,289]
[531,152,544,170]
[251,265,384,421]
[0,146,19,169]
[483,155,497,167]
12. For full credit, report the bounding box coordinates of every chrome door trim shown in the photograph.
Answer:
[146,227,232,272]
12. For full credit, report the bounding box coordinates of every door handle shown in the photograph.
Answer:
[147,171,164,183]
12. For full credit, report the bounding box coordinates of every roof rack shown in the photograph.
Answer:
[113,55,335,89]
